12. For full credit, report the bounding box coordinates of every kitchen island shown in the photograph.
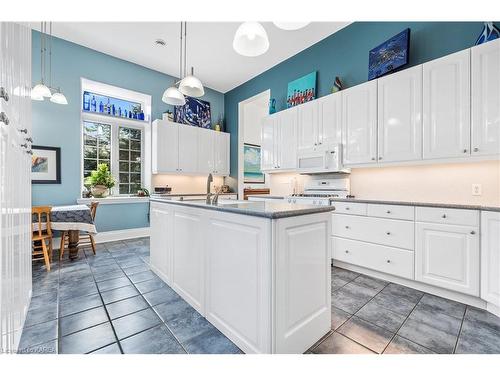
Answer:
[149,198,333,354]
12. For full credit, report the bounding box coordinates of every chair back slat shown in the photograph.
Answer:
[32,206,52,237]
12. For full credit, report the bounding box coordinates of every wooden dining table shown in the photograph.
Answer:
[33,204,97,260]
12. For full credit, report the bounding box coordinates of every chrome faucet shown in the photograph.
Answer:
[212,186,221,205]
[206,173,213,204]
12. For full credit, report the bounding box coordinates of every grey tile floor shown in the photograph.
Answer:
[309,267,500,354]
[19,239,500,354]
[18,238,242,354]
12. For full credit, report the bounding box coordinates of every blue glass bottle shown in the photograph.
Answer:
[99,101,104,113]
[124,109,128,118]
[83,92,90,111]
[118,107,122,117]
[106,98,111,114]
[139,110,144,120]
[111,104,116,116]
[91,96,97,112]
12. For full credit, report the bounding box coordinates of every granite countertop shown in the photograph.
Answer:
[150,198,334,219]
[329,198,500,212]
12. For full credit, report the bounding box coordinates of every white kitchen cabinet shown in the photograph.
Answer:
[178,124,198,173]
[261,115,276,171]
[153,120,230,176]
[471,39,500,156]
[150,205,173,283]
[423,49,471,159]
[214,131,230,175]
[415,222,479,296]
[378,65,423,162]
[342,80,378,165]
[297,100,316,154]
[197,127,214,174]
[481,211,500,309]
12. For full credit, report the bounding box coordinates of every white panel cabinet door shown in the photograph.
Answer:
[152,121,179,173]
[423,49,471,159]
[415,222,479,296]
[342,80,378,165]
[177,124,198,173]
[378,65,423,162]
[197,128,215,174]
[214,131,230,175]
[481,211,500,308]
[277,107,298,170]
[150,203,173,283]
[297,100,317,154]
[261,115,276,171]
[317,93,341,149]
[471,39,500,156]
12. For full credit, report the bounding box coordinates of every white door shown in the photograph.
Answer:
[423,49,471,159]
[178,125,198,173]
[481,211,500,307]
[297,100,317,154]
[197,128,215,174]
[342,80,378,165]
[153,121,178,173]
[471,39,500,156]
[378,65,423,162]
[277,107,297,170]
[150,204,172,282]
[214,131,229,175]
[317,93,341,149]
[415,222,479,296]
[261,116,275,171]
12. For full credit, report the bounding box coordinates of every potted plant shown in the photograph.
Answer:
[85,163,116,198]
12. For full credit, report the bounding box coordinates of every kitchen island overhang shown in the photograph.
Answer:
[149,199,333,354]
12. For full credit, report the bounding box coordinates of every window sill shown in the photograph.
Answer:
[77,196,150,205]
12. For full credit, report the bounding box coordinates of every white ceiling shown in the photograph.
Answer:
[28,22,349,93]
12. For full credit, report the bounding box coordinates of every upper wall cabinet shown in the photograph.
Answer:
[423,49,471,159]
[342,80,378,165]
[378,65,423,162]
[152,120,230,176]
[261,115,276,171]
[297,93,341,154]
[471,39,500,156]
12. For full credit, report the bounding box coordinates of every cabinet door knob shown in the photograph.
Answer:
[345,207,350,210]
[378,156,382,160]
[20,143,28,148]
[371,157,375,161]
[25,137,33,143]
[386,232,391,235]
[463,149,467,153]
[19,128,28,134]
[345,250,349,254]
[442,214,447,218]
[470,231,476,235]
[0,87,9,102]
[473,147,479,152]
[386,210,391,214]
[26,150,33,155]
[345,225,350,229]
[0,112,9,125]
[386,259,391,263]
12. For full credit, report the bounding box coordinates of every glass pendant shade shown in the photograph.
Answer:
[233,22,269,57]
[179,69,205,97]
[30,90,44,101]
[273,22,310,31]
[50,91,68,105]
[32,83,52,98]
[162,86,186,106]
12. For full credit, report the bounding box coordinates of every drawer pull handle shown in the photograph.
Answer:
[386,232,391,235]
[345,207,350,210]
[345,226,350,229]
[473,147,479,152]
[442,214,447,218]
[386,260,391,263]
[386,210,391,214]
[470,231,476,235]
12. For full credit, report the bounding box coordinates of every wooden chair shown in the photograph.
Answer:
[60,202,98,260]
[32,206,53,272]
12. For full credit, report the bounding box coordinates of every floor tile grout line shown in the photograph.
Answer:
[452,304,469,354]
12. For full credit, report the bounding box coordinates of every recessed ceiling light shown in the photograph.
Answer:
[155,39,166,46]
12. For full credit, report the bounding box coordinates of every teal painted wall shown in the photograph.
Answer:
[224,21,500,190]
[31,31,225,232]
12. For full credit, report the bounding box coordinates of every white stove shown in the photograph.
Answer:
[285,178,351,206]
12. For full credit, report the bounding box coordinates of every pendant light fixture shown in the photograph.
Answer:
[32,22,51,100]
[47,22,68,105]
[162,22,186,106]
[273,22,310,31]
[178,23,205,97]
[233,22,269,57]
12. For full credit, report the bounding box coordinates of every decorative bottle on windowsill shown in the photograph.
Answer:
[91,95,97,112]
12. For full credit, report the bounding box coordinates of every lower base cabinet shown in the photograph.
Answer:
[481,212,500,308]
[415,222,480,296]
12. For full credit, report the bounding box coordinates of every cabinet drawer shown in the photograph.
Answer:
[332,237,414,279]
[331,202,367,216]
[367,204,414,221]
[415,206,479,226]
[332,214,414,250]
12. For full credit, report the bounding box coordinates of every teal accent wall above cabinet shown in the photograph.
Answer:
[31,30,224,232]
[224,21,500,190]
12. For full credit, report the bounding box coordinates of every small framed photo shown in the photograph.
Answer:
[243,143,265,184]
[31,146,61,184]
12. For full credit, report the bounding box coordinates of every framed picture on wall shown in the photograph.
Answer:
[368,28,410,80]
[243,143,265,184]
[174,96,212,129]
[31,146,61,184]
[286,71,317,108]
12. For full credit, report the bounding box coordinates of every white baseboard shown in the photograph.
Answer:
[54,227,150,248]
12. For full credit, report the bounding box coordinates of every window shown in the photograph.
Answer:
[118,127,142,194]
[83,122,111,179]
